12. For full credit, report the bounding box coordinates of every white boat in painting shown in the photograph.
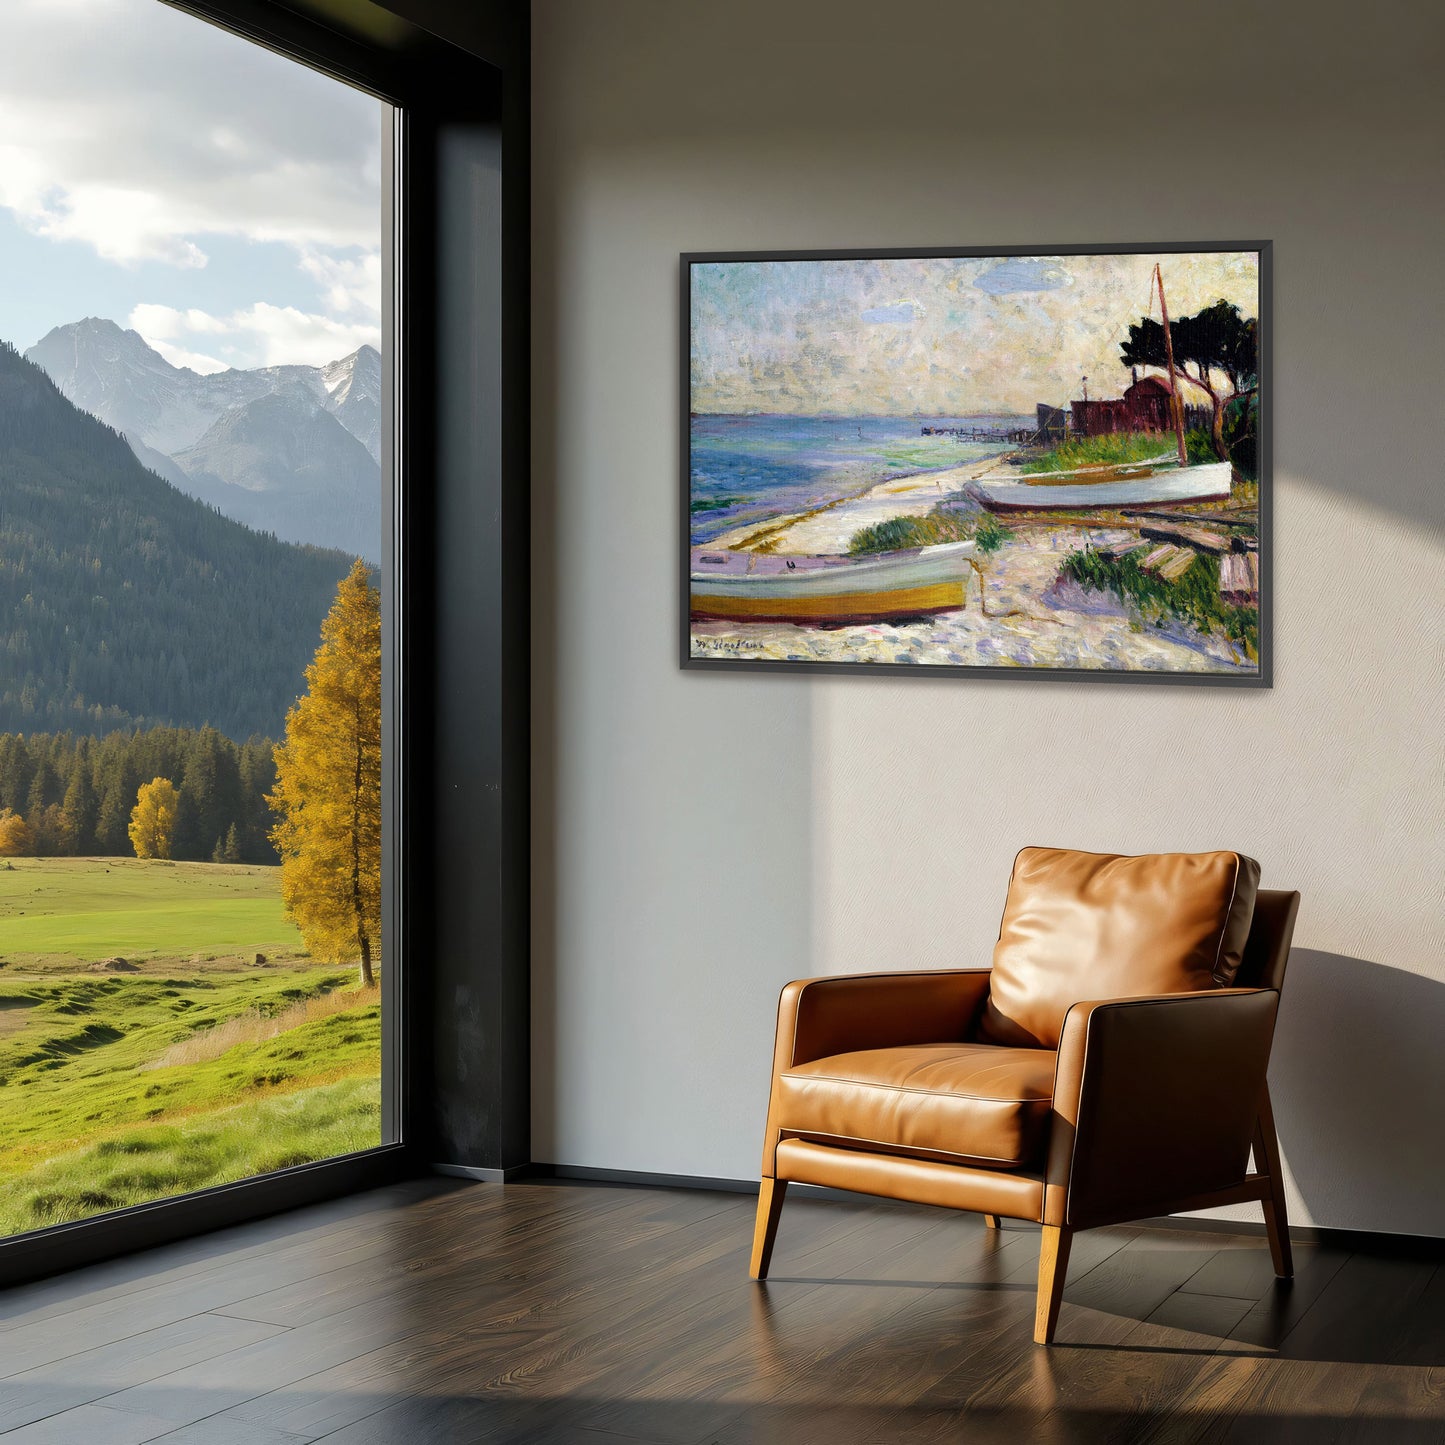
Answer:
[967,460,1232,513]
[690,540,975,625]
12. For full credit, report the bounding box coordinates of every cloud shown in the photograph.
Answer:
[861,300,922,324]
[130,301,380,372]
[297,248,382,319]
[0,0,381,266]
[974,259,1073,295]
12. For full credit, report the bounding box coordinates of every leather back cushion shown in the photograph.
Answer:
[976,847,1261,1049]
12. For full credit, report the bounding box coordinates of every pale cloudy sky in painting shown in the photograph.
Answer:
[0,0,383,371]
[691,251,1260,416]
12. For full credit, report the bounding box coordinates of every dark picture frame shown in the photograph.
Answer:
[681,242,1271,687]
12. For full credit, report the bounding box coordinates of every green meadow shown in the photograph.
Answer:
[0,858,381,1235]
[0,857,305,964]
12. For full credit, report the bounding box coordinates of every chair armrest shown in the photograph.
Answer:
[773,970,993,1073]
[760,970,991,1178]
[1044,988,1279,1227]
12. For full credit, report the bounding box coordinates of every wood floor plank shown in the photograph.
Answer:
[740,1221,1142,1441]
[303,1195,952,1445]
[216,1335,459,1441]
[1176,1237,1322,1303]
[1142,1290,1257,1340]
[1273,1253,1434,1363]
[0,1233,401,1379]
[151,1417,317,1444]
[0,1313,287,1434]
[0,1404,181,1445]
[1386,1264,1445,1369]
[925,1228,1243,1445]
[210,1183,648,1328]
[95,1296,431,1428]
[1,1179,1441,1445]
[0,1182,452,1331]
[1224,1242,1352,1354]
[210,1188,783,1442]
[1150,1255,1445,1445]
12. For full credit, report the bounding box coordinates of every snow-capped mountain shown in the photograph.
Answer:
[26,319,382,559]
[322,345,381,462]
[174,385,381,561]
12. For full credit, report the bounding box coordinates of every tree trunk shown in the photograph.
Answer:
[351,707,374,988]
[1174,362,1233,478]
[1211,398,1229,466]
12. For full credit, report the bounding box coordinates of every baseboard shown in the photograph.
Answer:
[431,1162,532,1183]
[519,1162,756,1193]
[512,1162,1445,1255]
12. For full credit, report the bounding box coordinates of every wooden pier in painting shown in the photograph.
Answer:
[920,424,1036,444]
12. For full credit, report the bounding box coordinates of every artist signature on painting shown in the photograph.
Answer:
[693,637,766,654]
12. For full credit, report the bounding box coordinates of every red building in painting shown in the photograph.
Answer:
[1070,371,1175,436]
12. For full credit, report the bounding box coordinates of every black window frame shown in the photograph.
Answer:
[0,0,531,1287]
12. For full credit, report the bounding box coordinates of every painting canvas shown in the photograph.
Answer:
[682,244,1269,683]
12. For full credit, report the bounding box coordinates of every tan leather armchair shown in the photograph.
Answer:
[750,847,1300,1345]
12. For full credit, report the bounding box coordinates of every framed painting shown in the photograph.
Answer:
[681,242,1270,684]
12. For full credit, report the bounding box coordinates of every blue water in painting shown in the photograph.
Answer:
[688,414,1026,544]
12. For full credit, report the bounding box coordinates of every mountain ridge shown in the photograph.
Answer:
[174,385,381,559]
[26,320,382,560]
[0,340,355,739]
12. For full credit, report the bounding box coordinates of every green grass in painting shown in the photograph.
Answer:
[0,857,306,964]
[1062,548,1259,660]
[0,857,380,1234]
[1022,429,1215,474]
[849,509,1012,557]
[0,1075,380,1234]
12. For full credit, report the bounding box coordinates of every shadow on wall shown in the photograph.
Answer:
[1272,950,1445,1240]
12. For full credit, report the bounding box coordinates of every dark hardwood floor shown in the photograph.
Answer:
[1,1178,1441,1443]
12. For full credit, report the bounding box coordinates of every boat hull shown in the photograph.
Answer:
[690,579,968,624]
[968,461,1232,513]
[690,541,974,625]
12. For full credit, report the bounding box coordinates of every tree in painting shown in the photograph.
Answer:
[1119,301,1258,475]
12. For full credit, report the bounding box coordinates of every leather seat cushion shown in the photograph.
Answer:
[977,847,1261,1050]
[774,1042,1056,1170]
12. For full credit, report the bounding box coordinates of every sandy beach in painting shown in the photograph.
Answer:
[690,463,1255,673]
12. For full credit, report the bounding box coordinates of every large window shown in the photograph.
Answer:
[0,0,395,1236]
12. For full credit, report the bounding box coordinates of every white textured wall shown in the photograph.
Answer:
[531,0,1445,1234]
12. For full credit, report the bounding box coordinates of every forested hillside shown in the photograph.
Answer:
[0,726,277,863]
[0,342,354,738]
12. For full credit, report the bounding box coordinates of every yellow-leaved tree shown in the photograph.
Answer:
[128,778,179,859]
[268,560,382,988]
[0,807,31,857]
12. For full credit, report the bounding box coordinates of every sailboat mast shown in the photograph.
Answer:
[1155,263,1189,466]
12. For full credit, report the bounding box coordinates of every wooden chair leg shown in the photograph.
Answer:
[1254,1083,1293,1279]
[750,1177,788,1280]
[1034,1225,1072,1345]
[982,1213,1001,1230]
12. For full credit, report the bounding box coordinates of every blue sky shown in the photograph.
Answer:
[0,0,384,371]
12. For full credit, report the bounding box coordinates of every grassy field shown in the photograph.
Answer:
[0,858,381,1234]
[0,856,307,964]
